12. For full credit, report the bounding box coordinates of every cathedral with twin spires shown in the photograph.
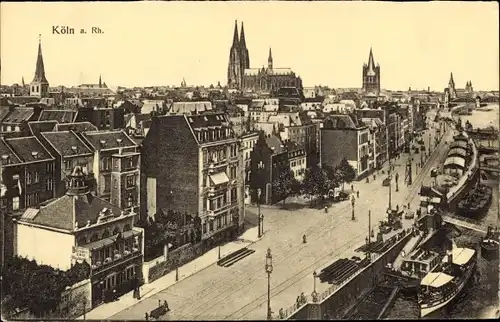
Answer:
[227,21,302,93]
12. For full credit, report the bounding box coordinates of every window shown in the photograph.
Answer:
[209,220,214,232]
[34,172,39,183]
[26,173,32,184]
[231,188,237,202]
[14,126,20,132]
[101,157,111,171]
[46,178,53,191]
[12,197,20,210]
[113,179,118,189]
[126,175,135,189]
[46,163,54,173]
[64,159,73,171]
[230,145,237,157]
[104,176,111,192]
[203,222,207,234]
[230,166,237,179]
[209,199,215,211]
[35,192,39,204]
[217,217,221,229]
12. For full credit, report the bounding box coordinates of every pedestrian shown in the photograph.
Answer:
[324,206,328,213]
[279,308,285,319]
[302,234,307,244]
[351,184,354,192]
[373,174,376,181]
[164,300,169,312]
[296,296,300,306]
[112,288,117,301]
[357,191,359,198]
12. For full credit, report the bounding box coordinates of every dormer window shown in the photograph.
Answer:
[204,116,208,122]
[100,139,107,147]
[31,151,39,159]
[1,155,9,165]
[71,146,78,154]
[116,138,123,145]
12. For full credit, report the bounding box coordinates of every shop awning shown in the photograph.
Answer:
[209,172,230,185]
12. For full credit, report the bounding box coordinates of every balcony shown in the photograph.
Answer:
[91,246,141,273]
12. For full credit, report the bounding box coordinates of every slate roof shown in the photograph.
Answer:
[2,107,35,123]
[266,135,285,154]
[28,121,58,136]
[21,193,123,231]
[82,130,137,151]
[0,107,11,122]
[323,114,366,130]
[55,122,98,132]
[171,101,213,115]
[0,138,22,165]
[38,109,77,123]
[4,136,53,162]
[42,131,93,157]
[187,113,229,130]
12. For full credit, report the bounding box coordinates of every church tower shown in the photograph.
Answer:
[239,22,250,72]
[267,47,273,71]
[362,48,380,94]
[447,72,457,99]
[30,35,50,98]
[227,21,242,89]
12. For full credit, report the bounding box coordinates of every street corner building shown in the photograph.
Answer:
[14,166,144,308]
[140,112,245,251]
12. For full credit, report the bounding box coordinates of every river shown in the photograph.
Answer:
[386,103,499,319]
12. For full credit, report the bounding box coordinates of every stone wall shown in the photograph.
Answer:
[288,230,412,320]
[146,242,204,283]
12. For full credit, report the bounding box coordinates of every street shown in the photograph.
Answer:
[109,110,453,320]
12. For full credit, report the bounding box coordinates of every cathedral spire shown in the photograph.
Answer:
[232,20,239,47]
[32,34,48,84]
[240,22,247,48]
[268,47,273,70]
[99,74,102,87]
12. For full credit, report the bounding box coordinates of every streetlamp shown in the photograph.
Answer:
[257,188,262,238]
[265,248,273,320]
[351,195,356,221]
[218,245,221,260]
[311,271,319,303]
[175,259,179,282]
[395,172,399,192]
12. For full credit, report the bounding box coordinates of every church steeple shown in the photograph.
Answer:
[21,77,25,87]
[240,22,247,48]
[232,20,239,47]
[32,35,48,84]
[268,47,273,70]
[99,75,102,88]
[30,34,49,97]
[367,47,376,74]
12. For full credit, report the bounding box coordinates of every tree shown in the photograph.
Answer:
[272,168,301,205]
[301,166,331,201]
[322,164,340,191]
[337,158,356,190]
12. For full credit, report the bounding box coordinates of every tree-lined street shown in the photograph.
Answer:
[109,111,453,320]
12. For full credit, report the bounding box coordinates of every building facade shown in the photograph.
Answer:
[15,167,144,307]
[141,113,244,250]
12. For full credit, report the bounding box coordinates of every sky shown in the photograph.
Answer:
[1,1,499,91]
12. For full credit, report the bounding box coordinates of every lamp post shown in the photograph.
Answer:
[218,245,221,260]
[257,188,262,238]
[175,259,179,282]
[395,172,399,192]
[351,195,356,221]
[265,248,273,320]
[311,271,318,303]
[388,165,392,211]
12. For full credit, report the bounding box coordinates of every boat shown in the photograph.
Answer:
[456,184,492,218]
[418,245,477,318]
[480,226,499,261]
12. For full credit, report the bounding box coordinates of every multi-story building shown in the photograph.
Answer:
[0,136,56,213]
[0,105,43,136]
[286,141,306,181]
[141,113,244,250]
[250,133,289,204]
[321,114,372,178]
[40,130,95,197]
[77,131,141,215]
[15,166,144,307]
[240,131,259,204]
[75,107,125,131]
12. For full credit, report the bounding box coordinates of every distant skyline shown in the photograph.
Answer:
[1,2,499,91]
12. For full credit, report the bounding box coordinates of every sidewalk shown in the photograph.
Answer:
[79,226,261,320]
